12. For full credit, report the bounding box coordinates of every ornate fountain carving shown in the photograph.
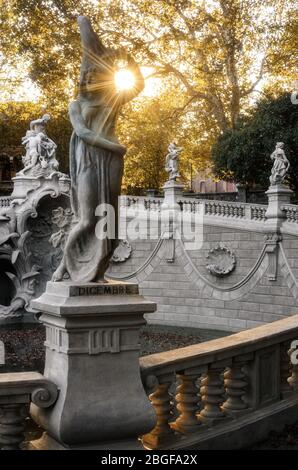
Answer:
[206,244,236,277]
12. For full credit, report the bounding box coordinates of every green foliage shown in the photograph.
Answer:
[0,1,297,192]
[119,85,214,192]
[211,93,298,190]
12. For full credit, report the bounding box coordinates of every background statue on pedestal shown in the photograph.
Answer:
[17,114,59,177]
[52,16,144,283]
[165,142,182,181]
[269,142,290,186]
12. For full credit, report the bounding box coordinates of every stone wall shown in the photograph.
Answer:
[2,186,298,330]
[107,198,298,331]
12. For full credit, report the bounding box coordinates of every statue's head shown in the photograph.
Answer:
[276,142,284,148]
[78,16,117,97]
[30,114,50,132]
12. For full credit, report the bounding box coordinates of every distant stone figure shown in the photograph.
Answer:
[269,142,290,186]
[52,16,144,283]
[165,142,182,181]
[18,114,59,177]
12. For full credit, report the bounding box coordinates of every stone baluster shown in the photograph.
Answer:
[288,345,298,391]
[0,404,27,450]
[142,374,176,449]
[172,372,202,434]
[0,372,58,450]
[222,358,248,414]
[280,341,292,397]
[290,208,293,221]
[199,364,226,425]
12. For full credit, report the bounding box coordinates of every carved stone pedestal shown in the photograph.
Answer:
[265,184,293,229]
[29,281,157,449]
[11,174,70,202]
[162,180,184,211]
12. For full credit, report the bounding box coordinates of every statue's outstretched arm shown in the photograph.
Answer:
[69,101,126,156]
[118,56,145,104]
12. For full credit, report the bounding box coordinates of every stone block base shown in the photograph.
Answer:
[30,280,157,447]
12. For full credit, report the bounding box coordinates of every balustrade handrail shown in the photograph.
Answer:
[117,197,298,230]
[139,315,298,450]
[140,315,298,377]
[0,372,59,450]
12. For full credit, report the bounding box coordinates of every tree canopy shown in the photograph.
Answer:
[211,93,298,191]
[0,1,297,191]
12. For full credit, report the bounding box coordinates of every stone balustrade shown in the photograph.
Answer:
[178,199,200,213]
[119,196,298,233]
[140,315,298,450]
[120,195,266,220]
[0,372,58,450]
[0,196,11,208]
[250,204,267,221]
[1,316,298,450]
[203,200,245,218]
[97,196,298,229]
[283,205,298,223]
[120,195,163,211]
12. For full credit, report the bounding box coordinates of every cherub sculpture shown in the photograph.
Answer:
[165,142,182,181]
[17,114,59,177]
[269,142,290,186]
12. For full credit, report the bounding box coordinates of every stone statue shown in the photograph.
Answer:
[52,16,144,282]
[165,142,182,181]
[269,142,290,186]
[17,114,59,177]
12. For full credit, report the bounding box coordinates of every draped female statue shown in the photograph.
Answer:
[52,16,144,282]
[269,142,290,186]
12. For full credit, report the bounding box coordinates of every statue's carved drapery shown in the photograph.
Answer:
[52,16,144,283]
